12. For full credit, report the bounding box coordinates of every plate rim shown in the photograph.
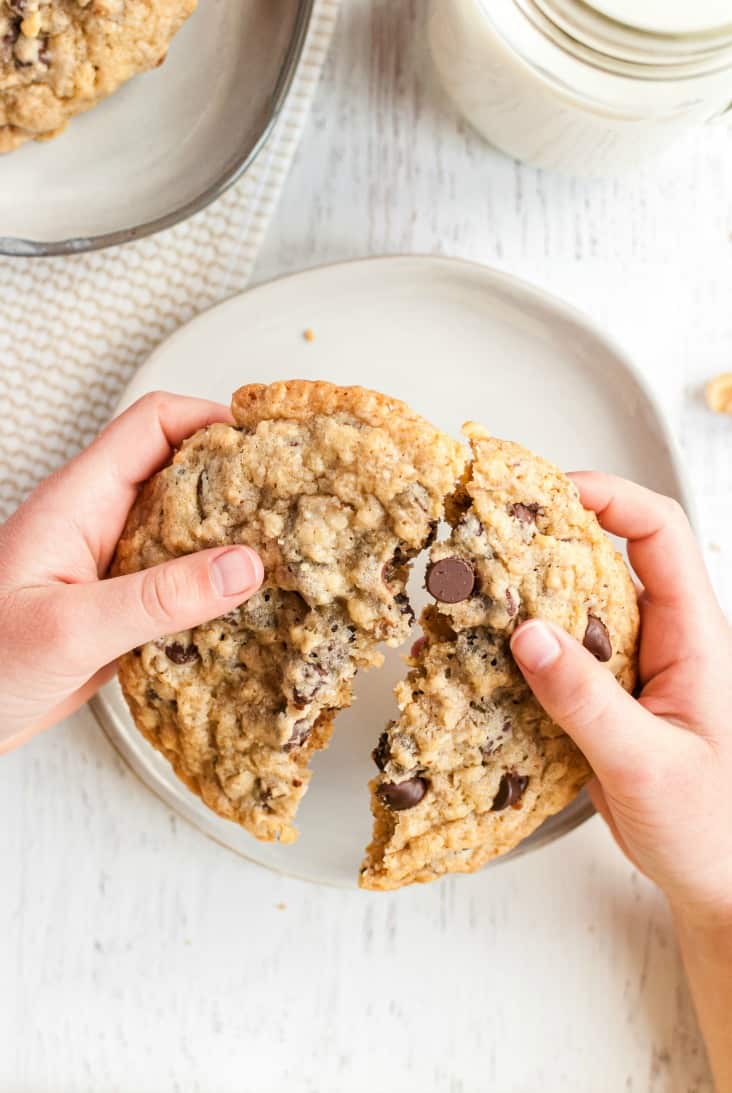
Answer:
[0,0,315,259]
[121,252,696,525]
[92,253,693,887]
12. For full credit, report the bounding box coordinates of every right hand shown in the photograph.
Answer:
[510,474,732,929]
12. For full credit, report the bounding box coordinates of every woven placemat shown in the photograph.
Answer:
[0,0,340,517]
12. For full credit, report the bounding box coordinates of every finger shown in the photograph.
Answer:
[569,472,725,672]
[0,663,117,754]
[29,546,264,673]
[568,472,715,614]
[5,392,234,578]
[510,619,675,788]
[84,390,234,488]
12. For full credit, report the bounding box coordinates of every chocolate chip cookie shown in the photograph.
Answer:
[0,0,195,153]
[360,424,639,890]
[113,382,466,844]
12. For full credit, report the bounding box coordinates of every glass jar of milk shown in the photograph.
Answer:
[428,0,732,173]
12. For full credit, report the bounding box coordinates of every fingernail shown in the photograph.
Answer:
[511,620,561,672]
[210,547,262,597]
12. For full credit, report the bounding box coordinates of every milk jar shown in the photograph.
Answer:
[428,0,732,173]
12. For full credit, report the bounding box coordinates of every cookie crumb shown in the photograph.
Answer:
[709,542,722,554]
[303,328,316,343]
[275,902,287,911]
[705,373,732,415]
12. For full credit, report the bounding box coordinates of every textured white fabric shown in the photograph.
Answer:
[0,0,340,517]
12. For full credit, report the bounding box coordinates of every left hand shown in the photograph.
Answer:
[0,392,264,753]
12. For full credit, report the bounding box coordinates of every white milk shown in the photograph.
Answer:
[429,0,732,174]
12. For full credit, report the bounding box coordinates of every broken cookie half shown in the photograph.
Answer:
[360,425,639,890]
[113,381,466,843]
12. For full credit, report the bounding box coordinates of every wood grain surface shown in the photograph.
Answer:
[2,1,730,1090]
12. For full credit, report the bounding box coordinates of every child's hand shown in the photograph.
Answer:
[0,392,263,753]
[510,475,732,929]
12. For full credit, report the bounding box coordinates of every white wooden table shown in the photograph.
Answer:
[2,2,731,1090]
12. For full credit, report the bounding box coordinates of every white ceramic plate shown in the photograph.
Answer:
[0,0,313,255]
[91,256,691,889]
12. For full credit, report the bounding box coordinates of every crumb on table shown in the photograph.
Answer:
[705,373,732,414]
[303,328,315,343]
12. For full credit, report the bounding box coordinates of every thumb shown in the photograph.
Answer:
[55,546,264,670]
[510,619,663,785]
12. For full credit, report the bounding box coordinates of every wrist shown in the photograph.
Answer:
[671,897,732,949]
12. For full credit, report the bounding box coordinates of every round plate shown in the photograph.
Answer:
[0,0,313,256]
[91,256,691,888]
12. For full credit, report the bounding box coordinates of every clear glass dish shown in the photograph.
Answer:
[0,0,314,257]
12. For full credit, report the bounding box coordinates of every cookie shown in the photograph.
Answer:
[360,424,639,890]
[0,0,195,153]
[113,381,466,844]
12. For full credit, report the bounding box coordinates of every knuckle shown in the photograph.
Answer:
[560,677,612,734]
[133,389,174,425]
[660,495,688,529]
[138,389,168,412]
[140,563,192,627]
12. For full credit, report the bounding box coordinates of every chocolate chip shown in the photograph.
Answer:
[491,772,529,811]
[291,662,328,708]
[480,723,511,760]
[391,543,415,566]
[382,562,395,586]
[256,782,273,810]
[164,642,199,665]
[505,588,518,618]
[195,471,207,521]
[377,776,428,811]
[410,635,427,658]
[583,615,612,662]
[1,25,19,62]
[394,592,415,625]
[424,520,439,549]
[425,557,475,604]
[510,503,540,525]
[284,720,310,751]
[372,731,391,771]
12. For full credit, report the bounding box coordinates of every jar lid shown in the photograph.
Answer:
[536,0,732,66]
[587,1,732,37]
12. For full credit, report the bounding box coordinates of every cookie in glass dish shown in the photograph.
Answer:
[0,0,196,153]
